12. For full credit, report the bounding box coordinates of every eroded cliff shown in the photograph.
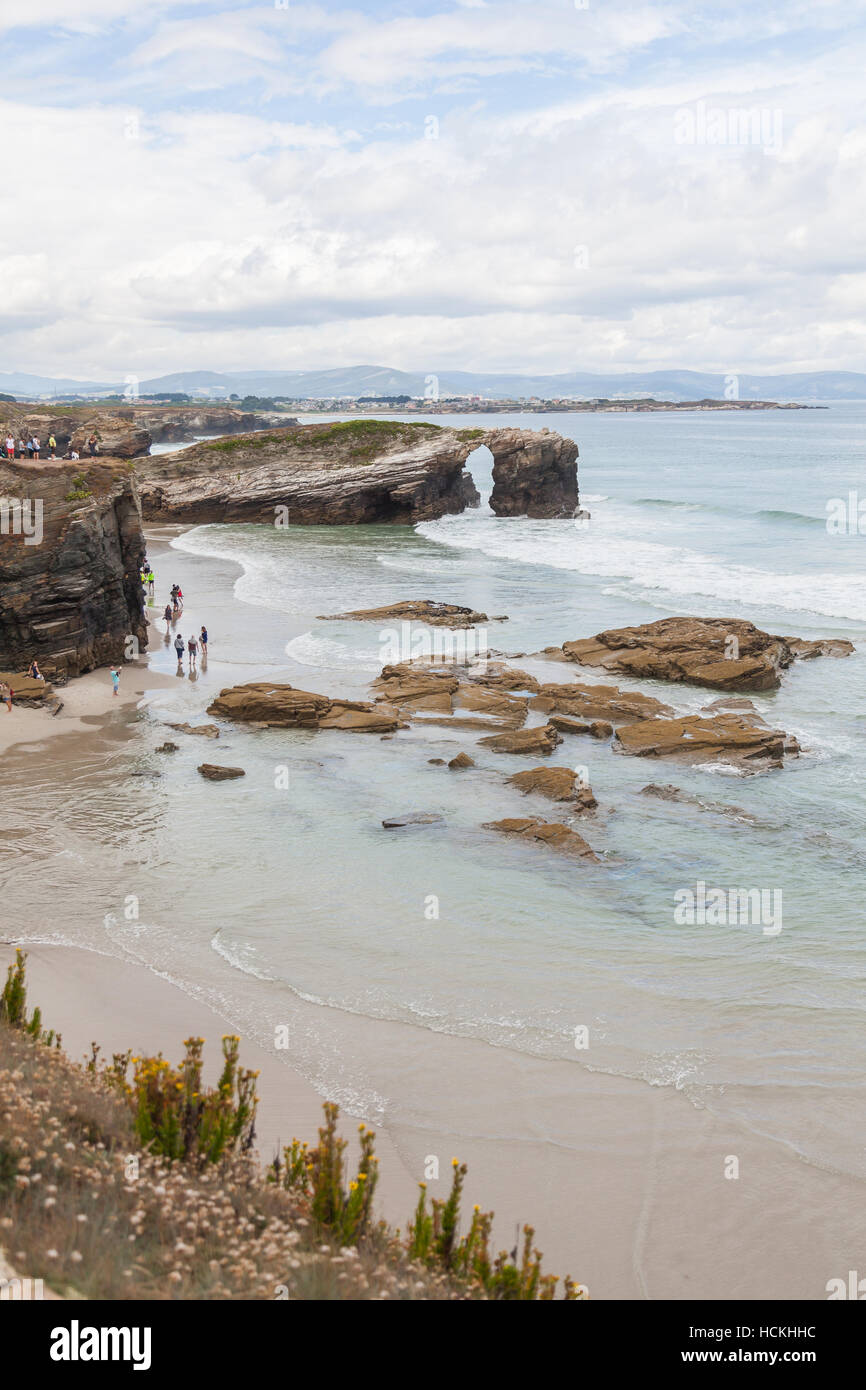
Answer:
[0,460,147,677]
[135,420,579,524]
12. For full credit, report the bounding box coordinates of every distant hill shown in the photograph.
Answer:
[6,365,866,402]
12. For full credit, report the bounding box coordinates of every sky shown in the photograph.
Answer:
[1,0,865,380]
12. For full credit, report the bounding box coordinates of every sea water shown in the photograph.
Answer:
[3,406,865,1193]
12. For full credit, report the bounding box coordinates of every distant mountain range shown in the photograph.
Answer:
[4,365,866,402]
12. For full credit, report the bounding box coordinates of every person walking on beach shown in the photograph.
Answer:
[199,625,208,656]
[163,603,172,625]
[174,634,185,664]
[1,682,12,712]
[110,668,120,697]
[147,568,155,596]
[187,632,198,669]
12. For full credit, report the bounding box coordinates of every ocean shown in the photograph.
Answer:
[3,405,864,1290]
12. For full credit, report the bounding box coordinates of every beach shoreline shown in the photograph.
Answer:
[1,514,863,1300]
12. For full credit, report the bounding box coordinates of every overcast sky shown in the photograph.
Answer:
[1,0,864,379]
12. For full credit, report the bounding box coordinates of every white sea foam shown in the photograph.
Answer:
[417,512,866,621]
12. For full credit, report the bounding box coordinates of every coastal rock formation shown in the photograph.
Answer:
[0,672,55,704]
[483,816,599,859]
[533,681,674,724]
[319,600,495,628]
[139,407,292,444]
[558,618,853,693]
[198,764,245,781]
[478,724,561,756]
[168,722,220,738]
[640,783,758,823]
[549,715,614,739]
[508,766,598,809]
[137,421,481,525]
[613,712,799,768]
[486,428,579,518]
[0,406,152,459]
[382,812,445,828]
[207,681,402,733]
[0,460,147,678]
[448,752,475,769]
[135,420,580,525]
[371,661,528,729]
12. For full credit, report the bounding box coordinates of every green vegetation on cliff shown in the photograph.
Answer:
[205,418,443,463]
[0,952,583,1301]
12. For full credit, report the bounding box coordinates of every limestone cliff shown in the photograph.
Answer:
[0,460,147,678]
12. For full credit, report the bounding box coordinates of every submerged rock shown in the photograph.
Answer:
[639,783,758,822]
[382,812,445,828]
[534,681,672,724]
[483,816,599,859]
[155,741,179,753]
[168,722,220,738]
[198,764,245,781]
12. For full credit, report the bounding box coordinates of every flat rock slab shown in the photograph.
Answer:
[319,600,495,628]
[478,724,561,756]
[548,714,614,739]
[613,713,798,768]
[556,617,853,693]
[508,766,597,808]
[168,722,220,738]
[483,816,599,859]
[0,672,55,704]
[382,812,445,828]
[207,682,400,732]
[535,682,672,724]
[198,763,245,780]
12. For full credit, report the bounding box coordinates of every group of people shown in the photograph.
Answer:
[158,574,209,671]
[3,433,99,461]
[140,564,155,595]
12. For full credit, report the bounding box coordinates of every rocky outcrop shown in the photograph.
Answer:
[198,764,245,781]
[482,816,599,859]
[319,600,496,628]
[137,421,481,525]
[0,672,55,704]
[139,407,293,443]
[167,722,220,738]
[478,724,561,756]
[508,766,598,809]
[532,681,674,723]
[557,618,853,692]
[448,752,475,769]
[207,681,402,732]
[371,661,528,729]
[134,421,580,525]
[613,712,799,769]
[0,404,291,457]
[486,428,579,518]
[0,460,147,678]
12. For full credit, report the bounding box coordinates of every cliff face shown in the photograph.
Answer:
[136,421,578,525]
[0,405,295,457]
[0,460,147,678]
[137,421,482,524]
[486,428,579,518]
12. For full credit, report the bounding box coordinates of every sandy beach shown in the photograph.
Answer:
[2,517,864,1301]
